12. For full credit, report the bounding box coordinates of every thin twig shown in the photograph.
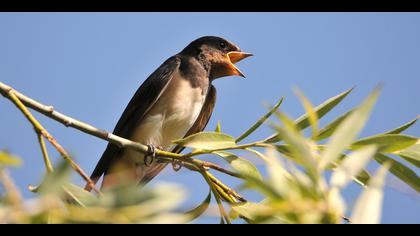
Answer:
[200,169,231,224]
[2,88,100,194]
[0,82,178,159]
[0,81,247,204]
[37,132,53,173]
[180,161,232,223]
[159,157,247,203]
[195,159,242,179]
[206,172,247,203]
[0,82,267,170]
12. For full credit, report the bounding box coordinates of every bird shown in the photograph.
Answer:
[85,36,252,192]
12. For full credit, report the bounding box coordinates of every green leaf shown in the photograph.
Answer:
[296,88,354,130]
[215,151,263,181]
[38,161,72,196]
[215,121,222,133]
[0,151,22,167]
[331,145,377,189]
[401,156,420,168]
[294,88,319,138]
[272,112,318,178]
[329,152,371,187]
[264,148,292,198]
[273,145,292,158]
[385,118,418,134]
[100,183,186,211]
[173,132,236,150]
[396,142,420,168]
[184,190,211,222]
[240,172,282,200]
[374,154,420,192]
[351,135,418,153]
[236,97,284,143]
[355,169,371,187]
[62,183,98,207]
[319,88,380,170]
[230,201,271,222]
[351,163,390,224]
[266,88,353,143]
[315,109,354,141]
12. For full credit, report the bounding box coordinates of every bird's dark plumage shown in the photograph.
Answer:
[88,56,181,188]
[86,36,251,191]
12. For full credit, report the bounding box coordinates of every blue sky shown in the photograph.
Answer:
[0,13,419,223]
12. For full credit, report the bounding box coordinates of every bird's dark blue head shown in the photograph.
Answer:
[182,36,241,54]
[180,36,252,79]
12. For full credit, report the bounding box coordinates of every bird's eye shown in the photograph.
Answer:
[219,41,227,49]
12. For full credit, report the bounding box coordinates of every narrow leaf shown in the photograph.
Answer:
[230,201,271,222]
[63,183,98,207]
[374,153,420,192]
[296,87,353,130]
[264,148,292,198]
[385,118,418,134]
[215,121,222,133]
[351,163,390,224]
[184,190,211,222]
[38,161,72,196]
[236,97,284,143]
[331,145,377,189]
[315,109,354,141]
[396,142,420,168]
[215,151,263,181]
[354,170,371,187]
[401,156,420,168]
[294,88,319,138]
[266,88,353,143]
[319,88,380,170]
[173,132,236,150]
[272,112,318,181]
[351,135,418,153]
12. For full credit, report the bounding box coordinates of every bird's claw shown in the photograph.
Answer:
[144,144,157,166]
[172,159,182,172]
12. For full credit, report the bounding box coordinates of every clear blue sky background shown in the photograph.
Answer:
[0,13,419,223]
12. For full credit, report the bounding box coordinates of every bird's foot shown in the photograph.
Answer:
[171,159,182,172]
[144,144,159,166]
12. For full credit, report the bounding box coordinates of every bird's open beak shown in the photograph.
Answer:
[227,51,253,77]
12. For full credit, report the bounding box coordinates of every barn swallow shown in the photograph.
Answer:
[85,36,252,191]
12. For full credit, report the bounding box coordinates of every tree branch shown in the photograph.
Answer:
[1,86,100,194]
[0,82,180,159]
[0,81,247,204]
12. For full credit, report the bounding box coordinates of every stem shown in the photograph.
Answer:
[0,82,180,159]
[200,169,231,224]
[206,172,247,203]
[0,82,269,165]
[159,157,247,203]
[195,159,242,179]
[0,81,247,210]
[3,88,100,194]
[37,132,53,173]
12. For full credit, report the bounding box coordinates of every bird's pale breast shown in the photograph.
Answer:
[123,71,207,165]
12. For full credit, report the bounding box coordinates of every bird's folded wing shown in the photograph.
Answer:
[85,56,181,191]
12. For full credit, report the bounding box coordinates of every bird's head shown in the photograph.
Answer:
[181,36,253,79]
